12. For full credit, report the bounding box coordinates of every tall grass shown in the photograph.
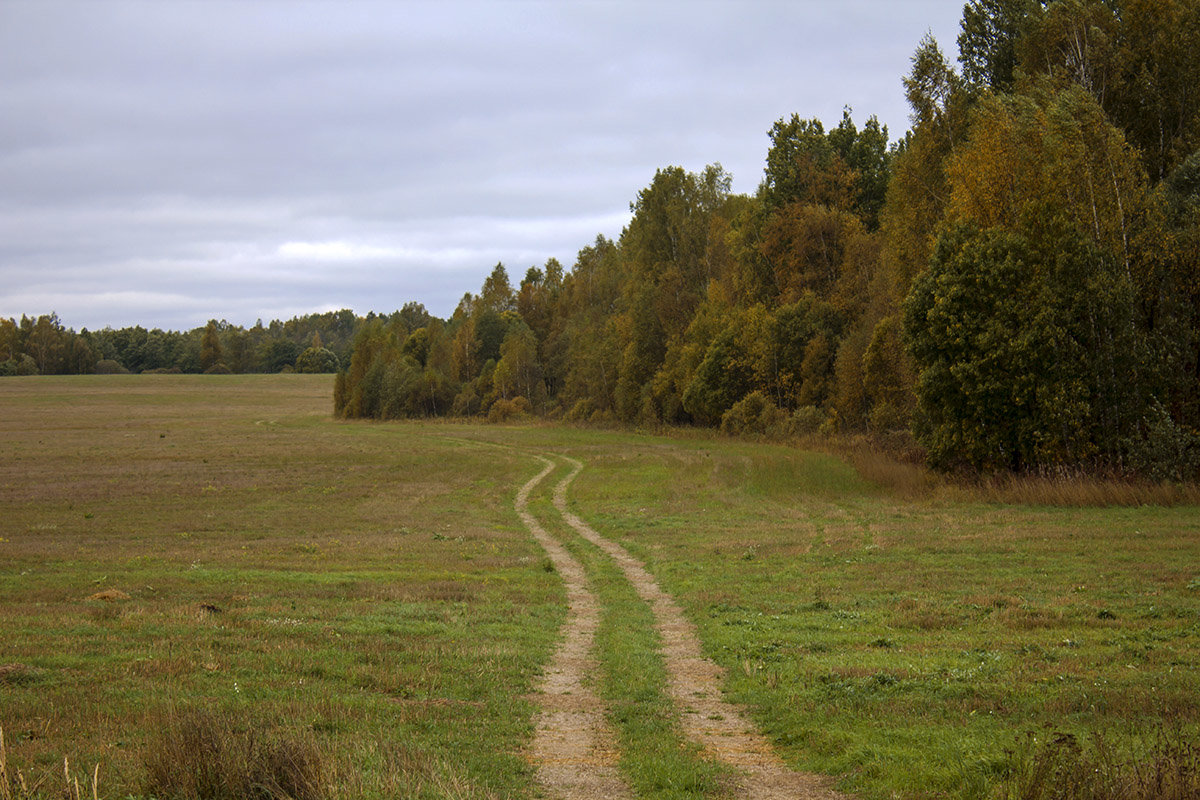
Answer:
[831,434,1200,506]
[0,728,98,800]
[143,707,325,800]
[997,726,1200,800]
[963,471,1200,507]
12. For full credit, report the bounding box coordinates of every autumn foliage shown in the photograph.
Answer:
[333,0,1200,481]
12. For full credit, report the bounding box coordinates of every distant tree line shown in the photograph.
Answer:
[338,0,1200,481]
[0,306,430,378]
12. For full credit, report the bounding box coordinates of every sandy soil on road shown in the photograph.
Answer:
[553,457,846,800]
[519,453,845,800]
[516,458,632,800]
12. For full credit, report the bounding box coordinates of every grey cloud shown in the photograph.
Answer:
[1,0,965,330]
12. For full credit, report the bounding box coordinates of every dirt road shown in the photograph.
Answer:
[516,457,632,799]
[519,454,845,800]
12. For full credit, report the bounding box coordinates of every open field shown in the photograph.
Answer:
[0,375,562,798]
[1,375,1198,799]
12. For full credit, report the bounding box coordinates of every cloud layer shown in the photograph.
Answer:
[0,0,963,330]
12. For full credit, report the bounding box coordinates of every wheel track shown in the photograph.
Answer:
[515,457,632,800]
[550,456,847,800]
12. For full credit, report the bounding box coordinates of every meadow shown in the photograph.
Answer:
[1,375,1197,799]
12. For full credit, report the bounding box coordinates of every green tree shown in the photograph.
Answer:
[552,236,624,419]
[958,0,1042,93]
[828,110,892,230]
[682,326,754,425]
[615,164,732,421]
[0,318,19,363]
[397,301,432,331]
[200,320,224,372]
[760,204,865,302]
[762,116,856,212]
[479,263,516,313]
[63,333,95,374]
[494,325,544,407]
[25,314,66,375]
[261,339,302,373]
[1106,0,1200,182]
[905,223,1143,472]
[295,346,339,373]
[400,327,430,367]
[880,35,973,297]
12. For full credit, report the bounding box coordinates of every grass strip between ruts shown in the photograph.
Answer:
[525,477,735,800]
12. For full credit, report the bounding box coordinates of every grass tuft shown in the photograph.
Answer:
[143,707,326,800]
[0,727,99,800]
[998,727,1200,800]
[0,666,41,687]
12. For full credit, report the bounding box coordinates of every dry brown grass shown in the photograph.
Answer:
[143,707,326,800]
[0,728,99,800]
[967,472,1200,507]
[85,589,130,602]
[829,434,1200,506]
[1000,727,1200,800]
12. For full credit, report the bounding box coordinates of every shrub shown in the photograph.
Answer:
[720,391,784,436]
[451,384,480,417]
[93,359,129,374]
[788,404,826,435]
[588,408,617,425]
[566,399,596,422]
[294,347,339,374]
[1124,402,1200,482]
[867,400,907,435]
[0,355,39,376]
[487,396,531,423]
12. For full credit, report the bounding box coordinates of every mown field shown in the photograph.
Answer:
[1,374,1197,799]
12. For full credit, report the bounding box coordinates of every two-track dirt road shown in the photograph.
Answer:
[519,454,845,800]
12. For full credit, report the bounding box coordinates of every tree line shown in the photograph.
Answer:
[338,0,1200,480]
[0,307,429,377]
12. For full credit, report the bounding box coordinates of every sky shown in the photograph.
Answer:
[0,0,965,332]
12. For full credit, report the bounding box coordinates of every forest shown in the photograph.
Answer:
[0,306,426,378]
[6,0,1200,480]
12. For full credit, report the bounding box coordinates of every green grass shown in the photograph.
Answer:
[2,375,1197,799]
[556,436,1200,799]
[0,375,562,799]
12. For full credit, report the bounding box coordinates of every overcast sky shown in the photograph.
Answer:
[0,0,965,332]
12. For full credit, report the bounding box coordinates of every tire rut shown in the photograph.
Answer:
[551,456,847,800]
[516,457,632,800]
